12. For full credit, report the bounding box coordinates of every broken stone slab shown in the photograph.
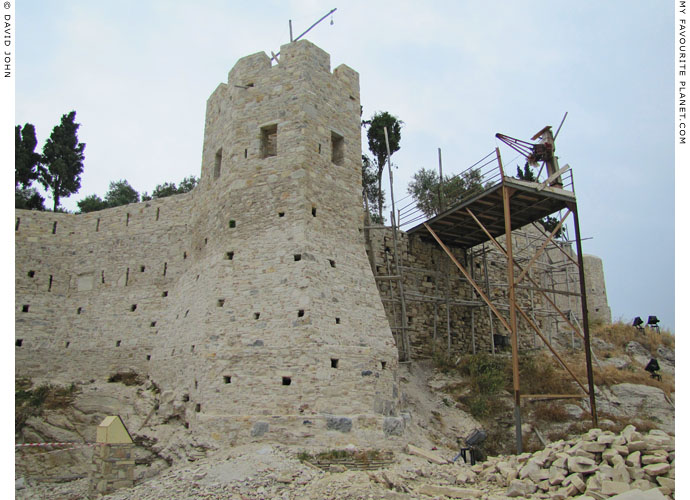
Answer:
[630,479,655,491]
[382,416,405,436]
[607,488,667,500]
[625,451,641,467]
[602,448,620,464]
[518,460,541,480]
[568,473,586,493]
[416,484,483,498]
[455,468,477,484]
[527,468,549,483]
[641,454,667,465]
[601,480,631,496]
[406,444,448,465]
[612,462,630,483]
[627,441,647,452]
[655,476,674,491]
[505,478,536,497]
[549,467,566,486]
[642,462,670,477]
[581,441,607,453]
[567,456,597,474]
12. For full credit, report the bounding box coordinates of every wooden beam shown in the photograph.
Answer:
[515,209,571,286]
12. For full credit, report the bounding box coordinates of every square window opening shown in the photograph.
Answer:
[131,304,137,312]
[195,403,201,412]
[282,376,291,386]
[16,339,23,347]
[329,259,336,268]
[191,345,195,352]
[331,358,339,369]
[278,211,285,217]
[311,207,317,217]
[162,291,169,297]
[116,340,121,347]
[146,354,151,361]
[298,309,304,317]
[77,307,82,315]
[217,299,225,307]
[223,375,232,384]
[335,317,341,324]
[381,361,387,370]
[28,270,35,278]
[150,321,157,327]
[254,312,260,320]
[261,124,278,158]
[229,219,236,228]
[21,305,29,313]
[294,254,301,262]
[65,342,70,348]
[225,251,234,260]
[331,131,344,166]
[183,394,190,402]
[140,265,145,272]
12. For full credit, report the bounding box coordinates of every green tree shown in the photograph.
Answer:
[39,111,86,211]
[150,175,199,199]
[362,155,385,224]
[408,168,484,218]
[15,123,46,210]
[104,180,139,207]
[177,175,198,193]
[77,194,109,213]
[363,111,402,220]
[516,162,537,182]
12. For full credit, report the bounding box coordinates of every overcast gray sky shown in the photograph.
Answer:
[12,1,676,332]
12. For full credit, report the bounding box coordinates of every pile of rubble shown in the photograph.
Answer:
[452,425,674,499]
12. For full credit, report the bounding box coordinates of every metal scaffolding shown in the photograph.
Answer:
[364,124,597,454]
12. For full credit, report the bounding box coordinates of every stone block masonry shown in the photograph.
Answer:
[15,40,400,446]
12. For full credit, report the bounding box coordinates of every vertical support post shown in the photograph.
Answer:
[482,243,496,354]
[501,152,522,453]
[438,148,444,213]
[469,251,476,354]
[384,127,409,361]
[289,19,293,42]
[570,202,598,427]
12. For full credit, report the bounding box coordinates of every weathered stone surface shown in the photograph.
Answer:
[326,417,352,433]
[406,444,447,465]
[567,472,586,492]
[567,456,597,474]
[642,462,670,476]
[382,416,404,436]
[416,484,482,498]
[250,421,269,437]
[601,480,631,495]
[505,478,536,497]
[625,450,641,467]
[608,488,667,499]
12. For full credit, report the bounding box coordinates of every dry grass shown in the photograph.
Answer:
[592,321,674,353]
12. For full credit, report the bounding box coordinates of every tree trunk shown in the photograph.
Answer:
[377,174,383,220]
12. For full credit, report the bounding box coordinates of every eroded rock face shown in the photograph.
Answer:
[596,384,674,433]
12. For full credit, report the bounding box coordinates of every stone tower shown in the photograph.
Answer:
[15,40,400,445]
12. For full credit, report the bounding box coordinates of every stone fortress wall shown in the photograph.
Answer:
[367,224,611,360]
[15,40,400,446]
[15,40,611,446]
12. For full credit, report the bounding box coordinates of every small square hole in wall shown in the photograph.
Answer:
[183,251,187,260]
[278,211,285,218]
[116,340,121,347]
[298,309,304,317]
[140,265,146,272]
[294,254,302,261]
[204,238,208,245]
[381,361,387,370]
[254,312,260,320]
[260,124,278,158]
[225,251,234,260]
[191,345,195,352]
[331,358,339,368]
[77,307,82,315]
[244,148,248,159]
[335,317,340,324]
[311,207,317,217]
[195,403,201,412]
[223,375,232,384]
[183,394,190,402]
[162,291,169,297]
[131,304,137,312]
[146,354,151,361]
[21,305,29,313]
[150,321,157,327]
[328,259,336,268]
[217,299,225,307]
[16,339,23,347]
[28,270,35,278]
[282,376,291,386]
[229,220,236,228]
[65,342,70,348]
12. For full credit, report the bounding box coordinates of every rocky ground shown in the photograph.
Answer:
[15,425,675,499]
[14,328,675,499]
